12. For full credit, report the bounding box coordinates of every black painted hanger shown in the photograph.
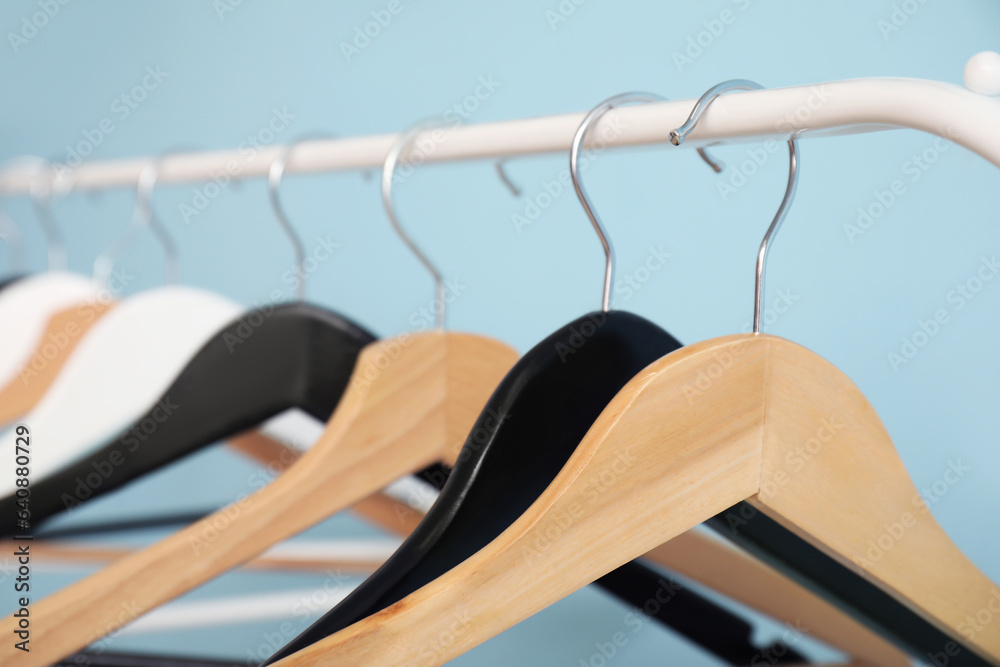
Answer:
[0,145,379,534]
[0,300,375,535]
[263,112,800,665]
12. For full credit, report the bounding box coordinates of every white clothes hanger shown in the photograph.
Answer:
[0,158,105,396]
[0,159,246,496]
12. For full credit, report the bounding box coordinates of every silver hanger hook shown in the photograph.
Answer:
[269,135,326,302]
[382,121,447,330]
[570,93,722,312]
[9,156,69,271]
[670,80,800,334]
[93,155,180,287]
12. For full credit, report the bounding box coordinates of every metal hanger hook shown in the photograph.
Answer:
[269,135,327,302]
[93,155,180,288]
[382,121,447,330]
[571,93,722,312]
[9,156,69,271]
[670,81,800,335]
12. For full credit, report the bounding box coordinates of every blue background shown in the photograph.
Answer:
[1,0,999,664]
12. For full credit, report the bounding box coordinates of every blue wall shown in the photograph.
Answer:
[2,0,999,664]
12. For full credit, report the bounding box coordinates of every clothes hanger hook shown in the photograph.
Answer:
[269,135,325,302]
[670,81,800,335]
[382,121,447,330]
[8,156,69,272]
[93,155,180,288]
[570,93,722,312]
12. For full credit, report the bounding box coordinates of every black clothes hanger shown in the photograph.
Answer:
[0,273,26,290]
[265,311,797,666]
[265,107,787,665]
[58,652,247,667]
[0,301,375,535]
[708,506,993,667]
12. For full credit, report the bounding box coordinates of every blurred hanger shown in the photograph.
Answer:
[0,163,122,424]
[0,154,246,521]
[0,158,105,398]
[265,96,800,666]
[299,83,1000,666]
[0,136,380,532]
[2,125,519,667]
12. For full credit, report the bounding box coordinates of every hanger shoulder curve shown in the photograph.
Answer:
[0,287,242,497]
[1,331,517,667]
[286,334,999,666]
[749,335,1000,661]
[272,334,764,666]
[0,300,115,425]
[0,302,375,531]
[0,271,99,389]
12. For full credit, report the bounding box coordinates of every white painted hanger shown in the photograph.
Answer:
[0,271,103,393]
[0,159,246,495]
[0,159,105,395]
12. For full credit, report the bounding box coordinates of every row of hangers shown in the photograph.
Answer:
[0,79,996,666]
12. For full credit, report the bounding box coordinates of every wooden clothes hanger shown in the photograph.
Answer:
[0,271,104,394]
[276,85,1000,666]
[0,135,521,667]
[262,108,869,666]
[0,158,108,395]
[0,147,381,534]
[0,298,115,425]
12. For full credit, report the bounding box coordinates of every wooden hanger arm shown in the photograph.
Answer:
[0,301,114,424]
[280,335,999,666]
[271,336,767,665]
[234,426,910,665]
[644,531,911,667]
[749,335,1000,662]
[0,333,516,667]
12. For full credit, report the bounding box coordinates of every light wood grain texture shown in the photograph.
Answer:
[0,331,517,667]
[278,335,999,666]
[28,542,384,574]
[228,425,429,537]
[0,301,114,424]
[644,532,910,667]
[234,413,910,665]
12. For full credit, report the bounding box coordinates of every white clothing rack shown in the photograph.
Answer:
[2,53,1000,195]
